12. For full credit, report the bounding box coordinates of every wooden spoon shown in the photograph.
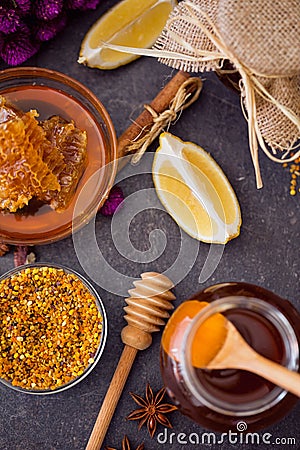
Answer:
[85,272,175,450]
[201,319,300,397]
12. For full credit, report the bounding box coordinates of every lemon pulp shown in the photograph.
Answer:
[79,0,176,69]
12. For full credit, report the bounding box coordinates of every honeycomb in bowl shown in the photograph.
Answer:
[0,97,87,213]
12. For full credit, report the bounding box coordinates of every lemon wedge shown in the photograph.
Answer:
[152,133,242,244]
[78,0,176,69]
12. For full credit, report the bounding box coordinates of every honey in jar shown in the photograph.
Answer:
[160,282,300,432]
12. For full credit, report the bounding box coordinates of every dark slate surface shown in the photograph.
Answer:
[0,2,299,449]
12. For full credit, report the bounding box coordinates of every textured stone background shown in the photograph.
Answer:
[0,1,299,449]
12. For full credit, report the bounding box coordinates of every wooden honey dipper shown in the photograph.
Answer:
[85,272,175,450]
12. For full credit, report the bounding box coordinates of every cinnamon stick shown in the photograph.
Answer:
[117,71,194,162]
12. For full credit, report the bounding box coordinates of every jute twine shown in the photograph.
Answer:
[127,77,202,163]
[153,0,300,188]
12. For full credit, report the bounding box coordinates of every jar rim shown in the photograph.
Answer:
[181,296,299,416]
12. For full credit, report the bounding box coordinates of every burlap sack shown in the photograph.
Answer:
[154,0,300,187]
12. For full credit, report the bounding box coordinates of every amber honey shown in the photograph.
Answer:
[0,82,115,244]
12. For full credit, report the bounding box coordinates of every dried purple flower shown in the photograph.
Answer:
[35,0,64,21]
[65,0,86,9]
[0,7,21,34]
[0,24,40,66]
[14,245,28,267]
[78,0,101,10]
[35,13,67,42]
[14,0,32,15]
[100,186,124,216]
[66,0,100,9]
[0,0,101,66]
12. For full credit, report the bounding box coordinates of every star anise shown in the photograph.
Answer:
[126,383,177,438]
[105,435,144,450]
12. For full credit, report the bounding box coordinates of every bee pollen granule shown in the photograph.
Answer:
[0,266,103,390]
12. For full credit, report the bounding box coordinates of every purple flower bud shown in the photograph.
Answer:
[14,0,32,15]
[35,13,67,42]
[0,7,21,34]
[100,186,124,216]
[35,0,64,21]
[0,24,40,66]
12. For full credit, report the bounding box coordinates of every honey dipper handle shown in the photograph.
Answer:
[85,345,138,450]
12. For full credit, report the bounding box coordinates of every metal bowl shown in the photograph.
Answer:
[0,263,107,395]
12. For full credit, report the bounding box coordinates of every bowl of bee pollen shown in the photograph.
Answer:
[0,263,107,394]
[0,67,117,245]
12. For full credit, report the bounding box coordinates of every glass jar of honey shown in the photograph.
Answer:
[160,282,300,432]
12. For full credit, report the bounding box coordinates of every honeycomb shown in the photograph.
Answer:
[0,111,60,212]
[0,96,20,123]
[0,96,88,213]
[41,116,87,211]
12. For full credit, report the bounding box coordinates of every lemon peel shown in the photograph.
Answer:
[78,0,176,70]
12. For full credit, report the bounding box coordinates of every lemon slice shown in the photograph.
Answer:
[152,133,242,244]
[78,0,176,69]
